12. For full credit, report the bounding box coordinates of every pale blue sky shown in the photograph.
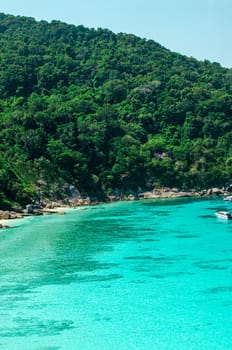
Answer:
[1,0,231,67]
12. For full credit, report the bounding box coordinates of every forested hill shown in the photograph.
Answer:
[0,13,232,207]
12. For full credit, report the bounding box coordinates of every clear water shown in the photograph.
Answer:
[0,197,232,350]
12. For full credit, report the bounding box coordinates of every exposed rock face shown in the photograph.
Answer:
[142,188,194,199]
[25,204,34,214]
[64,184,82,200]
[11,206,23,213]
[127,194,138,201]
[142,187,229,199]
[211,188,224,195]
[44,202,57,209]
[0,210,23,220]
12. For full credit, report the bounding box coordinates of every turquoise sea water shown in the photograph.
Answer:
[0,197,232,350]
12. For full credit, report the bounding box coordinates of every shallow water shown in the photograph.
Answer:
[0,197,232,349]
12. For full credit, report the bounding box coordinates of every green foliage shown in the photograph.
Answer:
[0,13,232,205]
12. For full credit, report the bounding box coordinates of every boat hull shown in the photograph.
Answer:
[215,211,232,220]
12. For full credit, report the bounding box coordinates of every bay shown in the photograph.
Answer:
[0,197,232,349]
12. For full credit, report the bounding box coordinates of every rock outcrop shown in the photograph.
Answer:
[0,186,230,229]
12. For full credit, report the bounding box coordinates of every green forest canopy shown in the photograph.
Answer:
[0,13,232,206]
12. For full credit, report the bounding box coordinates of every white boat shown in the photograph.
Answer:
[215,211,232,219]
[224,196,232,201]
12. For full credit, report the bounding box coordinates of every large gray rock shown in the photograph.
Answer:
[212,188,224,195]
[25,204,34,214]
[64,184,82,200]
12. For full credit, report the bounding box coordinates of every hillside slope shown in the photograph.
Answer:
[0,13,232,206]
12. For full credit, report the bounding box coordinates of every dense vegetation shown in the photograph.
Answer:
[0,13,232,206]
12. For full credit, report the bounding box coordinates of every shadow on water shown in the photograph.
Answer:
[203,286,232,295]
[0,317,75,338]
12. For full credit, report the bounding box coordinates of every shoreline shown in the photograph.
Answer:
[0,187,230,229]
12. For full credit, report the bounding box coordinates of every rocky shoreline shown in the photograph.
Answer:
[0,187,230,229]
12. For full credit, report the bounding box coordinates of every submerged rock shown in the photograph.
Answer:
[0,224,11,229]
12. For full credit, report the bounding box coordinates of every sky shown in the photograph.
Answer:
[1,0,231,68]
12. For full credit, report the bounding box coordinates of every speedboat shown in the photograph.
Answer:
[224,196,232,201]
[215,211,232,220]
